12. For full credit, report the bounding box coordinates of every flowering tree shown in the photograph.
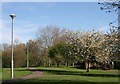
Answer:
[79,30,106,72]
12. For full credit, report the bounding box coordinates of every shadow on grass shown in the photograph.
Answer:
[2,81,119,84]
[15,68,120,78]
[2,68,120,84]
[36,69,120,78]
[15,69,30,71]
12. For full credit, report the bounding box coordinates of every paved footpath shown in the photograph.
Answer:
[2,68,65,84]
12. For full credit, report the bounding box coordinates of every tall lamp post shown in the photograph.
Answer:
[10,14,16,78]
[27,42,29,68]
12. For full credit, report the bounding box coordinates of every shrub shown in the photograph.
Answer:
[114,60,120,69]
[75,62,85,69]
[106,64,113,69]
[92,62,99,69]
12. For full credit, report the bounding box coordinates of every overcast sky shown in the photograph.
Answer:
[1,2,118,44]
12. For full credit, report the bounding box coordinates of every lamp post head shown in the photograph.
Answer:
[10,14,16,19]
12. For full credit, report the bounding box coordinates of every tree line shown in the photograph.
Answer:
[2,25,119,72]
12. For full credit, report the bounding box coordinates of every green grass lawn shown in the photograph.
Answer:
[2,68,32,80]
[2,66,120,84]
[36,66,119,75]
[20,75,119,84]
[17,66,119,84]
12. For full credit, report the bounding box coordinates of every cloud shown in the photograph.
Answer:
[99,27,108,32]
[2,0,97,2]
[23,24,36,28]
[39,16,49,19]
[2,19,38,44]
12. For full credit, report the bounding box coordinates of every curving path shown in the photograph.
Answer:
[2,68,65,84]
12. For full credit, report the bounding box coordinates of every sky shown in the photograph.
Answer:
[1,2,118,44]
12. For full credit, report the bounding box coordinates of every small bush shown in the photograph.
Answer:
[114,60,120,69]
[75,62,85,69]
[106,64,113,69]
[92,62,100,69]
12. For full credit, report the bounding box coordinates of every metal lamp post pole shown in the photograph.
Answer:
[10,14,16,78]
[27,43,29,68]
[11,18,14,78]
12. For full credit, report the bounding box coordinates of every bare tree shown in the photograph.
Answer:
[36,25,65,66]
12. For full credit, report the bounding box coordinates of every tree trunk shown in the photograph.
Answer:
[67,62,69,67]
[48,57,50,66]
[48,62,50,66]
[87,60,90,72]
[104,62,106,68]
[44,63,46,67]
[57,62,60,67]
[43,58,46,67]
[73,62,74,66]
[66,62,68,67]
[65,62,67,67]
